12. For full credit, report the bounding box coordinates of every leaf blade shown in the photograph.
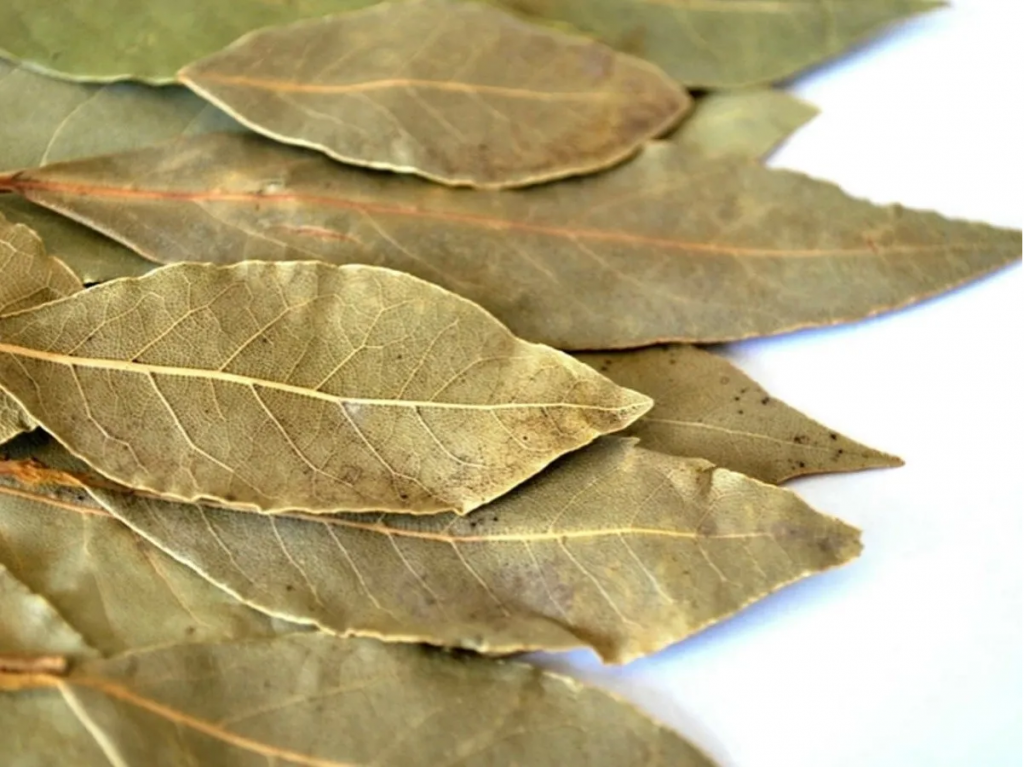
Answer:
[2,133,1017,348]
[180,0,690,189]
[0,213,83,445]
[0,262,650,514]
[85,438,861,663]
[48,633,717,766]
[500,0,944,87]
[577,345,902,483]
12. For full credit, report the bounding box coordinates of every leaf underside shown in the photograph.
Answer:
[1,133,1017,348]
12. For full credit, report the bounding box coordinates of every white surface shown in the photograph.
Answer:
[530,2,1023,765]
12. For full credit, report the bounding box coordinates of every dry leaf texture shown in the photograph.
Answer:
[0,0,379,83]
[0,59,238,282]
[0,213,83,445]
[500,0,943,87]
[180,0,690,188]
[11,633,716,766]
[668,88,818,160]
[0,261,650,514]
[2,133,1017,348]
[0,463,284,654]
[93,438,862,663]
[577,345,901,483]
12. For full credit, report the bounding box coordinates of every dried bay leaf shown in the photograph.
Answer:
[668,88,818,160]
[2,133,1018,348]
[0,563,95,661]
[0,566,112,767]
[0,197,151,284]
[8,632,716,766]
[0,213,83,445]
[0,59,242,282]
[0,60,241,174]
[0,458,286,654]
[577,346,902,484]
[84,438,862,663]
[0,1,380,84]
[0,261,650,514]
[180,0,690,189]
[497,0,943,87]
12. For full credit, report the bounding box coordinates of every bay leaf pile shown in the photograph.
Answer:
[0,1,1018,764]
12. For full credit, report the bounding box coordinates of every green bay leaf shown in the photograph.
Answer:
[0,1,378,84]
[499,0,944,87]
[1,133,1016,348]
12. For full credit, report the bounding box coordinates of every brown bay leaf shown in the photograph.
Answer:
[8,632,716,766]
[498,0,944,87]
[0,456,286,655]
[179,0,690,189]
[0,213,83,445]
[0,261,650,514]
[83,437,862,663]
[1,133,1018,348]
[577,345,902,484]
[668,88,818,160]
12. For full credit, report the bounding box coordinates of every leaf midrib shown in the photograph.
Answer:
[0,341,635,413]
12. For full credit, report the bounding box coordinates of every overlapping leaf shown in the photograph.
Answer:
[77,438,862,663]
[0,455,285,654]
[0,566,111,766]
[0,213,82,445]
[5,633,716,766]
[668,88,818,160]
[181,0,689,188]
[0,0,378,83]
[499,0,943,87]
[0,59,240,282]
[0,261,650,514]
[577,345,902,484]
[2,133,1017,348]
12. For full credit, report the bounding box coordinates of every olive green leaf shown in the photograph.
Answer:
[0,261,650,514]
[0,1,380,84]
[0,60,240,173]
[0,213,82,446]
[667,88,818,160]
[180,0,690,189]
[83,437,862,663]
[0,59,241,282]
[0,197,151,284]
[577,345,902,484]
[3,133,1017,348]
[498,0,944,87]
[7,632,716,766]
[0,566,112,767]
[0,458,286,655]
[0,563,95,661]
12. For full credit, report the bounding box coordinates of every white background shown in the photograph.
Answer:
[530,1,1022,765]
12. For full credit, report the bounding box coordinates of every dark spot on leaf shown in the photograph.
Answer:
[761,396,770,405]
[797,461,806,469]
[829,432,838,441]
[285,584,294,592]
[185,626,196,636]
[793,435,808,445]
[737,409,744,415]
